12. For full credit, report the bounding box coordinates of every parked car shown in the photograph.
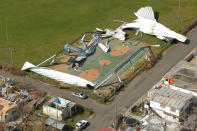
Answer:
[75,120,88,130]
[72,91,87,99]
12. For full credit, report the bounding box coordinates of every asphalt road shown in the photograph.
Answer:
[86,27,197,130]
[0,28,197,131]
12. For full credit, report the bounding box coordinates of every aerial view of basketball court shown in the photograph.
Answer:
[63,40,144,88]
[22,35,147,89]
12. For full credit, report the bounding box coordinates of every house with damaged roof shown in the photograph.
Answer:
[0,75,46,122]
[43,97,76,120]
[145,86,193,123]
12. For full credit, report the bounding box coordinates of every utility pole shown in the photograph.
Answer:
[10,48,13,65]
[114,87,117,129]
[177,0,181,24]
[5,17,9,53]
[56,103,58,131]
[5,17,14,65]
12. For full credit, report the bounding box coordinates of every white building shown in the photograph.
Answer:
[43,97,76,120]
[144,47,197,124]
[146,86,193,123]
[158,49,197,105]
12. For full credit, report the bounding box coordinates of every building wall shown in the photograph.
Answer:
[0,114,5,122]
[150,100,191,123]
[0,107,17,122]
[43,105,71,120]
[150,101,180,116]
[43,105,63,120]
[154,109,179,123]
[192,97,197,105]
[62,109,70,120]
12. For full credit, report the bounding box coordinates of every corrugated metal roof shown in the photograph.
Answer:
[45,118,66,130]
[149,86,192,110]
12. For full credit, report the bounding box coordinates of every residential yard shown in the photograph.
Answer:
[64,106,94,128]
[0,0,197,67]
[33,96,94,130]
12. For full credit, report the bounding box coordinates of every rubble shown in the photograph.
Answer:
[0,75,46,122]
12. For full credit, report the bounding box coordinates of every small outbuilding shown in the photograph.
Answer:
[43,97,76,120]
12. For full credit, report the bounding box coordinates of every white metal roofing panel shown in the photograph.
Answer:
[21,61,94,87]
[135,6,156,21]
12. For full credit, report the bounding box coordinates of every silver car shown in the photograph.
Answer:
[72,91,87,99]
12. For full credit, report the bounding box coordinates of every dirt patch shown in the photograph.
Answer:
[173,74,197,85]
[1,65,25,76]
[50,64,68,72]
[137,42,149,48]
[79,69,99,82]
[99,59,111,66]
[110,45,130,56]
[57,54,71,63]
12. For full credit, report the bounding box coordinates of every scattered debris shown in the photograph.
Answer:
[0,75,46,122]
[1,65,25,76]
[121,6,187,43]
[45,118,67,130]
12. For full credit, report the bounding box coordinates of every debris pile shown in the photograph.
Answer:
[1,65,25,76]
[0,75,45,122]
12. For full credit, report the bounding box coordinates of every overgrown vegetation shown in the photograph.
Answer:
[131,102,145,116]
[34,96,52,119]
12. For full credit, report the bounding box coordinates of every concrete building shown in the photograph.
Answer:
[142,47,197,129]
[154,47,197,104]
[146,86,192,123]
[43,97,76,120]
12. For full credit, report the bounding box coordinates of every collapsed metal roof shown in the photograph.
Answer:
[148,86,192,110]
[45,118,66,130]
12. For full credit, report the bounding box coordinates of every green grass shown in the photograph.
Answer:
[64,106,93,127]
[0,0,196,67]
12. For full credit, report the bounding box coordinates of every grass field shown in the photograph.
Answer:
[0,0,197,67]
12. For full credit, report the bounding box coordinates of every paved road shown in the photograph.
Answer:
[85,28,197,130]
[0,28,197,131]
